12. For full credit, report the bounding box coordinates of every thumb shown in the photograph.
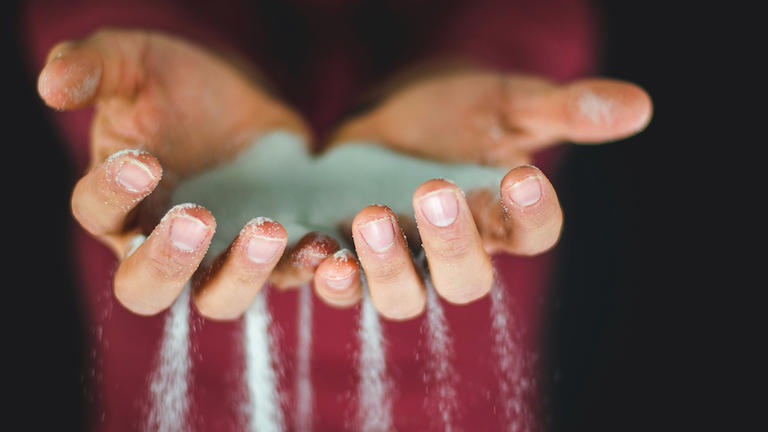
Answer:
[37,29,149,110]
[504,77,653,148]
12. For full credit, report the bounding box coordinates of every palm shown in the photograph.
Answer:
[372,73,530,165]
[332,69,651,255]
[334,71,650,168]
[38,29,308,253]
[39,30,651,319]
[89,33,302,176]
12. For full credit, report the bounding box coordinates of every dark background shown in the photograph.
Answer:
[6,1,718,430]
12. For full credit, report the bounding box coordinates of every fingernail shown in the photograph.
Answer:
[505,176,542,207]
[326,273,355,291]
[246,236,283,263]
[359,217,395,252]
[170,215,208,252]
[116,159,155,192]
[419,189,459,227]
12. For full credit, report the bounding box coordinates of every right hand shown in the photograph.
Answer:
[39,29,343,320]
[327,69,651,319]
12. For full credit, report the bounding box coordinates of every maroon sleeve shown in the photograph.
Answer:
[19,0,252,172]
[428,0,598,82]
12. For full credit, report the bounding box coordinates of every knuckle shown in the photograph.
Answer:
[234,270,269,288]
[146,253,189,282]
[434,236,473,260]
[363,261,404,284]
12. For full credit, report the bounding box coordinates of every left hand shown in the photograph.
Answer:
[313,70,652,319]
[37,29,327,320]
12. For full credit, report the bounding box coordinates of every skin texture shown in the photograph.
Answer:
[39,29,653,321]
[352,206,427,320]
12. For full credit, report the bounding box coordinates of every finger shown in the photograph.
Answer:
[352,205,426,320]
[71,149,162,241]
[114,203,215,315]
[38,29,148,110]
[413,180,493,304]
[505,76,652,146]
[470,165,563,256]
[193,218,287,320]
[313,249,363,308]
[269,232,339,289]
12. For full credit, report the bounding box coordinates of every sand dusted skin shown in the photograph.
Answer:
[171,131,507,258]
[148,132,516,429]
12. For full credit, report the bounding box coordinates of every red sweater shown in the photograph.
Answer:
[22,1,596,430]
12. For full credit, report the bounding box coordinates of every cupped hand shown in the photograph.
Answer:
[316,70,652,319]
[39,29,343,320]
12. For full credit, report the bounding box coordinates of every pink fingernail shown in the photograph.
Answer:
[359,217,395,252]
[116,159,155,192]
[506,176,542,207]
[170,215,208,252]
[326,273,355,291]
[419,189,459,227]
[246,236,283,263]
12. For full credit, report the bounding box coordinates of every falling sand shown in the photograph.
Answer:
[142,273,533,431]
[145,285,191,432]
[294,283,314,430]
[419,253,460,432]
[243,288,284,431]
[168,131,503,429]
[141,131,536,429]
[356,282,393,432]
[490,280,536,432]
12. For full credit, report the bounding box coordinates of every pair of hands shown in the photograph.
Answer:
[38,29,652,321]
